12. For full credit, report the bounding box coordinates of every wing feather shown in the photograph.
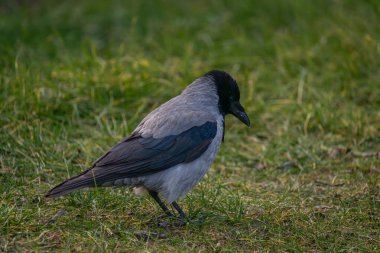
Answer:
[92,121,217,180]
[45,121,217,197]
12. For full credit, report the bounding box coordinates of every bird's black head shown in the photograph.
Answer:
[205,70,250,126]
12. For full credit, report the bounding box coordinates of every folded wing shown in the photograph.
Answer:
[45,121,217,198]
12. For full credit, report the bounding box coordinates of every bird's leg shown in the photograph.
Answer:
[149,191,174,217]
[171,201,187,220]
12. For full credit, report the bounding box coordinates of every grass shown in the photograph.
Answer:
[1,0,379,251]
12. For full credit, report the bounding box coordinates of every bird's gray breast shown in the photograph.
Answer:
[140,115,224,203]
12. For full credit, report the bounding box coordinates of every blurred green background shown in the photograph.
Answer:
[1,0,379,252]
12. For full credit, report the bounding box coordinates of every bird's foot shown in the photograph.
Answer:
[172,213,188,226]
[155,214,189,228]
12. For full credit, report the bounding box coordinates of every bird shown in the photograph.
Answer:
[45,70,250,219]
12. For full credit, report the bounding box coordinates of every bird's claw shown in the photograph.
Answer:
[155,214,189,227]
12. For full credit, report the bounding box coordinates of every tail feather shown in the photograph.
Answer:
[45,169,95,198]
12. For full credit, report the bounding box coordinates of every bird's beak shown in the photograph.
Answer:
[230,101,250,127]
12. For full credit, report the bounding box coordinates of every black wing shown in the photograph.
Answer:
[45,121,218,198]
[92,121,217,182]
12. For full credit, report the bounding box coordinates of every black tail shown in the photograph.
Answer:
[45,169,95,198]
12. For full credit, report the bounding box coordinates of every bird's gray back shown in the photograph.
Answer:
[135,76,220,139]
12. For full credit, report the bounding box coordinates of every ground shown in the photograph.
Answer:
[0,0,379,252]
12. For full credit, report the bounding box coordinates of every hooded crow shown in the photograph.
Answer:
[45,70,250,219]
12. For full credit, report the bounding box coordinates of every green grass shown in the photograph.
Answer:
[1,0,379,251]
